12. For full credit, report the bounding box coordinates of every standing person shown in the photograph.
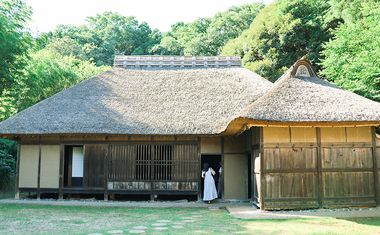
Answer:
[201,163,218,203]
[217,162,223,199]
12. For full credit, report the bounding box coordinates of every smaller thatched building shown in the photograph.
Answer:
[0,56,379,210]
[226,58,380,209]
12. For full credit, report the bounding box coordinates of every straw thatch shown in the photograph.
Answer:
[0,67,272,135]
[241,59,380,122]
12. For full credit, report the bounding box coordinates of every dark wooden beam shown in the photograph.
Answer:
[250,129,255,202]
[37,138,42,200]
[316,127,323,207]
[14,139,21,199]
[104,143,109,201]
[221,136,225,200]
[372,127,379,205]
[259,127,265,210]
[197,137,202,201]
[58,141,64,200]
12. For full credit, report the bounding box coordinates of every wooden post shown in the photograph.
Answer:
[197,137,202,201]
[58,142,64,200]
[104,143,109,201]
[259,127,265,210]
[250,129,255,203]
[14,139,21,200]
[316,127,323,207]
[372,127,379,204]
[37,138,42,200]
[221,136,225,200]
[150,144,155,201]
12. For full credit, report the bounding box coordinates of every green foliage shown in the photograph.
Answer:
[12,49,109,113]
[153,3,264,56]
[321,2,380,101]
[0,0,32,94]
[44,36,87,59]
[222,0,332,81]
[0,138,16,190]
[325,0,373,25]
[43,12,161,66]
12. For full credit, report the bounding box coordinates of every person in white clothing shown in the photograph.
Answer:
[201,163,218,203]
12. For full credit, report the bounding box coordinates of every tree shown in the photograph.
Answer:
[0,0,32,94]
[44,36,87,60]
[153,3,263,56]
[0,138,16,190]
[43,12,161,66]
[321,2,380,101]
[11,49,109,112]
[222,0,332,81]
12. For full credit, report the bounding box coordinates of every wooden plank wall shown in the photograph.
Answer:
[84,144,106,188]
[320,127,375,207]
[374,128,380,202]
[261,127,319,209]
[260,126,377,210]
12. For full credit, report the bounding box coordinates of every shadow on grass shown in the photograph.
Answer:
[342,217,380,227]
[0,190,14,199]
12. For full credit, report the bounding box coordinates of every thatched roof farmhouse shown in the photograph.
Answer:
[1,55,379,210]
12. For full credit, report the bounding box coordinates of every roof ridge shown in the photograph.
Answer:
[113,55,242,69]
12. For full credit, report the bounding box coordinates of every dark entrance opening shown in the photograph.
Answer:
[64,145,84,188]
[201,155,222,198]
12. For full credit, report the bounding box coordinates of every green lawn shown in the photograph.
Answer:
[0,204,379,235]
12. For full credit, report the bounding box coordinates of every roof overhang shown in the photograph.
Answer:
[223,117,380,135]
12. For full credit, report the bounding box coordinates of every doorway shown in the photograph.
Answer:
[201,155,222,198]
[64,145,84,188]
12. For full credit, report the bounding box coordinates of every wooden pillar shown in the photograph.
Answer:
[150,144,155,202]
[259,127,265,210]
[250,129,255,203]
[372,127,379,205]
[221,136,225,200]
[316,127,323,207]
[197,137,202,201]
[58,142,64,200]
[14,139,21,200]
[37,138,42,200]
[104,143,109,201]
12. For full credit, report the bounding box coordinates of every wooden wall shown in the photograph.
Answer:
[200,137,221,154]
[40,145,60,188]
[17,137,201,198]
[258,126,377,210]
[19,145,39,188]
[19,145,60,190]
[261,127,319,209]
[320,127,374,207]
[375,129,380,203]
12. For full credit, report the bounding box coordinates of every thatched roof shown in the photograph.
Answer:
[0,63,272,135]
[241,58,380,123]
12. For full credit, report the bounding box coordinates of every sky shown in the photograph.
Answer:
[26,0,273,33]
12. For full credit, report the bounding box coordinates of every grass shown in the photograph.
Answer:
[243,217,380,235]
[0,203,379,235]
